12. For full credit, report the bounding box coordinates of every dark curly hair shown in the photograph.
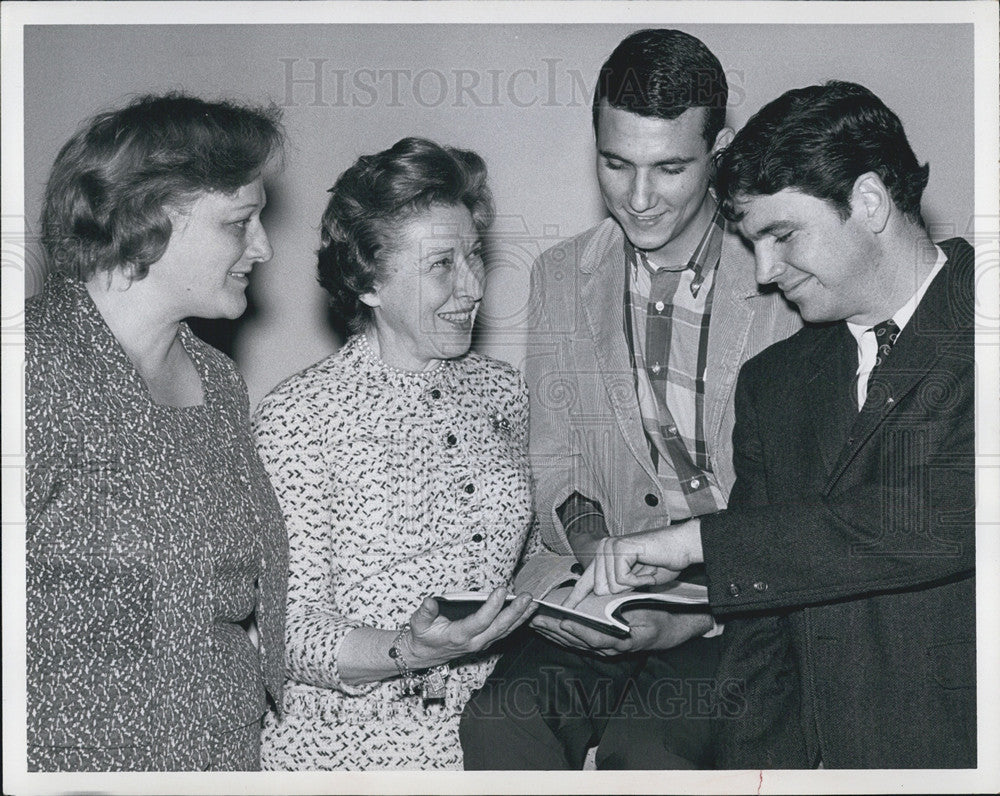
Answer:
[715,80,929,225]
[41,92,284,281]
[317,137,494,333]
[592,28,729,146]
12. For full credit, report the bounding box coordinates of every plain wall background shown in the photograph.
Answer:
[23,24,975,407]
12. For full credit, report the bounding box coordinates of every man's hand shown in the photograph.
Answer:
[565,520,705,607]
[530,609,713,655]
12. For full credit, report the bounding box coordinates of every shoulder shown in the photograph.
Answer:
[535,218,621,274]
[25,280,95,398]
[938,236,974,268]
[26,276,78,356]
[720,225,755,267]
[455,350,525,395]
[256,348,348,421]
[741,322,836,383]
[937,237,975,296]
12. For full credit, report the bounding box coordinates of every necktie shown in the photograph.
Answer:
[867,318,901,392]
[872,318,901,369]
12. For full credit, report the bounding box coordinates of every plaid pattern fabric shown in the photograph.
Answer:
[623,207,727,520]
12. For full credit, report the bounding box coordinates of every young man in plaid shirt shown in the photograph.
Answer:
[460,29,802,769]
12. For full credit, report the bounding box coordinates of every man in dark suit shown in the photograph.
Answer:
[568,80,976,768]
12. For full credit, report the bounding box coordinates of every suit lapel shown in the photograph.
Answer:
[579,226,658,482]
[824,242,969,490]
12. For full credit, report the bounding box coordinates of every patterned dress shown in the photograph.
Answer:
[25,273,288,771]
[256,334,533,770]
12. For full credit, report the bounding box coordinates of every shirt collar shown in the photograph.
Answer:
[624,203,725,298]
[847,244,948,344]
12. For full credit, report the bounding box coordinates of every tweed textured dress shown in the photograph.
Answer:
[25,273,288,771]
[256,334,533,770]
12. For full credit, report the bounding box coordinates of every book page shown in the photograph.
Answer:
[511,551,581,598]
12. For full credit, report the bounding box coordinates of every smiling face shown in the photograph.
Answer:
[736,188,883,324]
[595,102,730,262]
[146,177,272,320]
[362,203,485,371]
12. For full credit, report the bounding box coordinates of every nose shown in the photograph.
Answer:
[628,170,655,214]
[456,252,485,303]
[754,241,782,285]
[247,220,273,264]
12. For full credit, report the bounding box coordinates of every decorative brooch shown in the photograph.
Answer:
[489,410,512,435]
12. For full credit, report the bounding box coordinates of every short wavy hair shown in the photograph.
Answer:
[317,137,494,333]
[41,92,284,281]
[715,80,929,225]
[592,28,729,146]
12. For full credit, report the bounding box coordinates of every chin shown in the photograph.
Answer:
[620,224,672,253]
[797,305,835,324]
[438,337,473,361]
[213,299,248,321]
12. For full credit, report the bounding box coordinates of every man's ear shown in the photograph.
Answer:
[850,172,891,233]
[710,126,735,157]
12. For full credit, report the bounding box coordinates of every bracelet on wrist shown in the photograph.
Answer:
[387,624,450,700]
[388,624,420,695]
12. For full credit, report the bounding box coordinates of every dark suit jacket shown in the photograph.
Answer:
[700,238,975,768]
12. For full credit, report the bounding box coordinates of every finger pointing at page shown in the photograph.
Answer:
[563,558,597,608]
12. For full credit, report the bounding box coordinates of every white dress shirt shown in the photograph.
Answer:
[847,245,948,410]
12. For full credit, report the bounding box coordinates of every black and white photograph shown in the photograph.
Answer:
[2,2,998,794]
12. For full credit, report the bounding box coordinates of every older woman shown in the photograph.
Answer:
[256,137,535,770]
[26,94,288,771]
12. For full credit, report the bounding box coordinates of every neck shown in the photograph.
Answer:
[365,327,441,373]
[858,225,938,326]
[86,270,182,370]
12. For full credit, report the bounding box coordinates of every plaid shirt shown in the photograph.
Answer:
[623,206,727,520]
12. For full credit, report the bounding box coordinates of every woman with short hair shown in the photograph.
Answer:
[257,137,535,770]
[26,93,288,771]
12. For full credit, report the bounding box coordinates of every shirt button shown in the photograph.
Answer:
[753,581,768,592]
[472,533,483,542]
[446,433,457,446]
[464,483,475,494]
[728,583,741,597]
[654,301,665,312]
[644,493,659,507]
[690,478,701,489]
[430,388,442,399]
[651,363,662,374]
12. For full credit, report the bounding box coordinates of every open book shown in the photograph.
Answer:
[435,553,709,639]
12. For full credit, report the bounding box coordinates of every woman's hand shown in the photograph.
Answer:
[563,520,704,608]
[405,588,536,669]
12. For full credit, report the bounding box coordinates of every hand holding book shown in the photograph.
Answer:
[436,546,710,641]
[531,607,715,655]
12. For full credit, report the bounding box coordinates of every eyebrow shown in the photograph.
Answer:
[598,149,696,168]
[230,201,265,214]
[743,221,793,242]
[421,246,454,260]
